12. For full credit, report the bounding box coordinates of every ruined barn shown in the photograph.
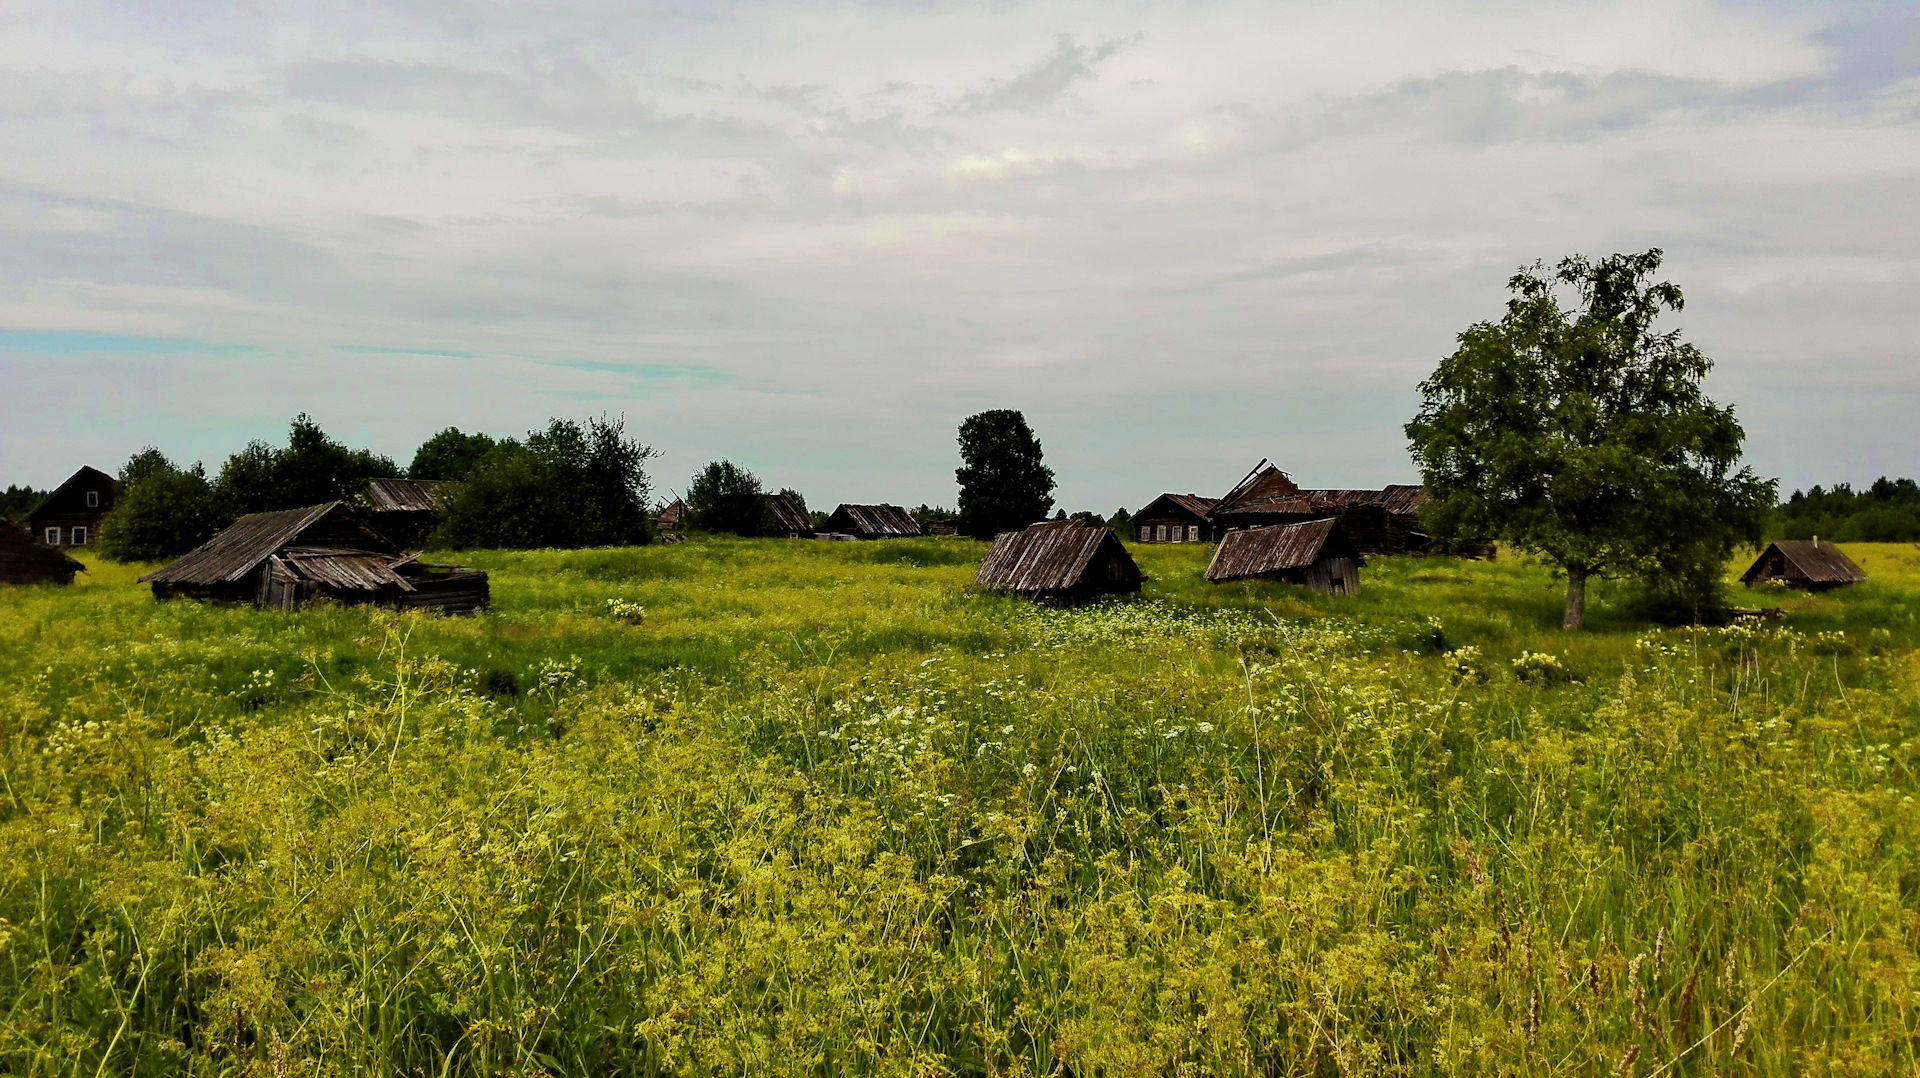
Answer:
[1132,493,1219,544]
[655,499,685,535]
[362,478,456,546]
[1206,460,1427,555]
[1205,518,1362,595]
[1741,540,1866,592]
[821,503,922,540]
[764,493,815,538]
[975,520,1143,603]
[26,465,117,551]
[0,519,84,586]
[142,501,488,614]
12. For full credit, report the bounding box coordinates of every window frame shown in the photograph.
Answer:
[72,526,88,546]
[45,527,60,545]
[86,490,100,508]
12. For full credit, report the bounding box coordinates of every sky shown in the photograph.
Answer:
[2,0,1917,511]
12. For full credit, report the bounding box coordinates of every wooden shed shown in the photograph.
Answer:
[362,478,456,546]
[1132,493,1219,544]
[975,520,1143,603]
[142,501,489,614]
[1206,518,1362,595]
[655,499,685,535]
[0,519,84,586]
[1207,460,1427,555]
[26,465,117,551]
[765,493,815,538]
[1741,540,1866,591]
[822,503,922,540]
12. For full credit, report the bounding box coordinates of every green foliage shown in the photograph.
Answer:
[1407,249,1774,629]
[433,416,656,549]
[1107,506,1133,530]
[1776,478,1920,542]
[0,484,46,523]
[409,426,503,480]
[955,408,1055,539]
[215,413,401,516]
[777,487,809,517]
[96,449,224,561]
[3,543,1920,1072]
[686,460,773,537]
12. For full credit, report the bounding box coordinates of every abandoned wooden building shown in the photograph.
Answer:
[142,501,489,614]
[821,503,922,540]
[655,499,685,535]
[765,493,815,538]
[1132,493,1220,543]
[1741,540,1867,591]
[1205,518,1363,595]
[1207,460,1427,555]
[26,465,117,550]
[362,478,456,546]
[0,519,84,586]
[975,520,1143,603]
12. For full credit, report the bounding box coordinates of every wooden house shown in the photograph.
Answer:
[1132,493,1220,543]
[142,501,489,614]
[822,503,922,540]
[975,520,1143,603]
[25,465,117,551]
[362,478,456,546]
[1205,518,1362,595]
[0,519,84,586]
[1741,540,1866,591]
[1207,460,1427,555]
[765,493,815,538]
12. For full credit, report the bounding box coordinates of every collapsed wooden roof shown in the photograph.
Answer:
[765,493,813,533]
[825,503,921,538]
[1742,541,1867,585]
[142,502,396,586]
[1207,518,1358,582]
[976,520,1142,595]
[0,519,84,583]
[364,478,455,514]
[1211,459,1423,519]
[1213,461,1301,514]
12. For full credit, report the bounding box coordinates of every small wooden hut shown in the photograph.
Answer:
[1206,518,1362,594]
[1741,540,1866,591]
[1132,493,1220,543]
[363,478,456,546]
[0,519,84,586]
[822,503,922,540]
[975,520,1143,603]
[655,499,685,535]
[142,501,488,614]
[764,493,815,538]
[26,465,117,550]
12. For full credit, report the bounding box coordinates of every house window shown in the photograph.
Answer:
[45,527,60,545]
[72,526,88,546]
[1155,525,1167,542]
[1188,525,1200,542]
[86,490,100,508]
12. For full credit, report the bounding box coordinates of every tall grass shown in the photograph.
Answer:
[2,541,1918,1074]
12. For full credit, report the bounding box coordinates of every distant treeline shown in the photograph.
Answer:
[1773,478,1920,543]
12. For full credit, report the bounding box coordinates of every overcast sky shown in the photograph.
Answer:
[3,0,1916,510]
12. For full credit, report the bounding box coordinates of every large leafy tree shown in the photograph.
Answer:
[1406,249,1774,630]
[97,448,224,562]
[215,414,401,515]
[955,409,1055,539]
[409,428,502,481]
[433,416,656,549]
[686,461,773,537]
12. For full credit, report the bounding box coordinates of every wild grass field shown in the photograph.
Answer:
[4,539,1920,1076]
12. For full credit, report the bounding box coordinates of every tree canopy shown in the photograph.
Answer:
[1405,249,1774,629]
[216,414,401,516]
[955,409,1055,540]
[97,449,223,562]
[1775,478,1920,542]
[409,428,503,481]
[686,461,773,537]
[433,417,656,549]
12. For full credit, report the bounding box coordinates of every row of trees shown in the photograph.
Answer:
[1773,478,1920,543]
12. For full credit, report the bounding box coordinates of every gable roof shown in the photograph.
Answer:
[0,518,85,580]
[765,493,813,533]
[364,478,455,514]
[141,502,394,585]
[1298,485,1425,515]
[26,465,118,522]
[1136,492,1220,520]
[1743,541,1867,585]
[976,520,1141,594]
[1214,461,1301,514]
[826,503,921,537]
[1206,518,1357,582]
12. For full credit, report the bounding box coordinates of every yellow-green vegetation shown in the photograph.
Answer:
[5,541,1920,1075]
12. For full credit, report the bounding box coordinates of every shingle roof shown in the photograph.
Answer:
[976,521,1141,594]
[765,493,813,533]
[0,518,84,579]
[1744,541,1867,585]
[826,503,921,538]
[141,502,393,586]
[1137,492,1220,520]
[1206,519,1356,582]
[364,478,454,514]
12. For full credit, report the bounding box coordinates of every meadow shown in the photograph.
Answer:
[4,538,1920,1075]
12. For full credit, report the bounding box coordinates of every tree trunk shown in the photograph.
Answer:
[1563,570,1588,631]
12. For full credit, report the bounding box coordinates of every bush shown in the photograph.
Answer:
[686,460,773,537]
[96,452,224,562]
[433,416,656,549]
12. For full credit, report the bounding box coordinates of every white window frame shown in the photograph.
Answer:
[86,490,100,508]
[1137,526,1149,542]
[45,527,60,545]
[1188,525,1200,542]
[1155,524,1167,542]
[72,526,88,546]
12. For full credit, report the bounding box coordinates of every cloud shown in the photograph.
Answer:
[953,34,1133,114]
